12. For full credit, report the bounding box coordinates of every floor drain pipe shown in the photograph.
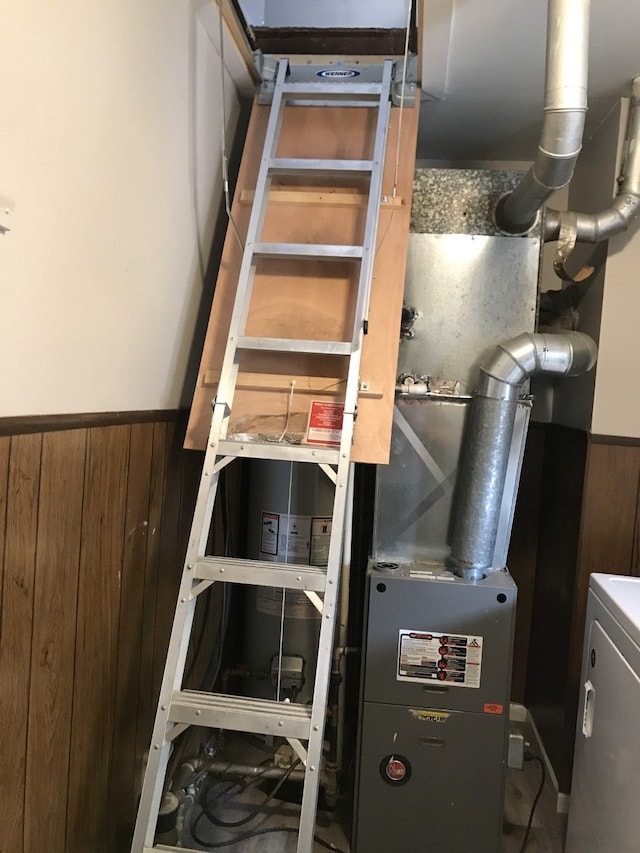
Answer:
[496,0,590,235]
[449,332,597,580]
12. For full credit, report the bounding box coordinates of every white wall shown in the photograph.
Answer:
[0,0,251,416]
[550,101,622,432]
[591,99,640,438]
[254,0,407,29]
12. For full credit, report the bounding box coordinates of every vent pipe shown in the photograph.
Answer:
[496,0,590,235]
[449,332,597,581]
[545,75,640,243]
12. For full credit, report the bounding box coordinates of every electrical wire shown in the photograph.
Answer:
[276,460,295,701]
[217,0,245,253]
[518,754,546,853]
[392,0,413,198]
[183,583,213,685]
[201,759,301,829]
[191,760,347,850]
[192,824,348,852]
[278,379,297,442]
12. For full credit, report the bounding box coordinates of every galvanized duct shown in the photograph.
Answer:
[496,0,590,235]
[545,75,640,243]
[449,331,597,580]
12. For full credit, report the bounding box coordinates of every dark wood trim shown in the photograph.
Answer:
[525,423,588,792]
[0,409,185,437]
[252,27,417,56]
[589,433,640,447]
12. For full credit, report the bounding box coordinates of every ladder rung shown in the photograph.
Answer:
[236,336,351,355]
[281,81,383,97]
[194,556,327,591]
[217,440,341,464]
[279,99,384,110]
[252,241,363,261]
[169,691,313,739]
[269,157,374,177]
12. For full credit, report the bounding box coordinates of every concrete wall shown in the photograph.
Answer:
[0,0,251,417]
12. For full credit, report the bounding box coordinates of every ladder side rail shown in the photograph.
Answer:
[344,65,393,411]
[131,460,225,849]
[296,64,394,853]
[349,60,394,361]
[134,59,294,852]
[296,440,354,852]
[214,58,289,433]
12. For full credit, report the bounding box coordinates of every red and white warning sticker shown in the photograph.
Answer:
[397,629,483,688]
[305,400,344,447]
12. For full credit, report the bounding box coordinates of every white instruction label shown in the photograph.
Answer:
[260,512,279,556]
[256,511,326,619]
[397,629,483,689]
[260,512,311,563]
[255,588,320,620]
[310,517,332,566]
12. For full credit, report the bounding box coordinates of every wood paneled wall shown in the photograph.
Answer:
[507,424,547,703]
[4,411,633,841]
[0,415,203,853]
[525,429,640,791]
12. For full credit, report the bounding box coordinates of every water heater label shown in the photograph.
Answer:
[310,517,332,565]
[397,629,483,688]
[260,512,311,563]
[260,512,279,556]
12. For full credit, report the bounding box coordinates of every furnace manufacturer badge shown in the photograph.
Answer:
[397,629,483,688]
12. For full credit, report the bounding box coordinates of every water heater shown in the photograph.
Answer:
[243,459,333,703]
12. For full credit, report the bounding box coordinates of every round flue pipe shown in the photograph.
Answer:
[496,0,590,235]
[449,332,597,580]
[545,75,640,243]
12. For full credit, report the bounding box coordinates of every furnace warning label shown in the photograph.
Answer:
[397,629,483,688]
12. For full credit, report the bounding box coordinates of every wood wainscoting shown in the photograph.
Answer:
[526,428,640,792]
[4,411,634,846]
[0,413,206,853]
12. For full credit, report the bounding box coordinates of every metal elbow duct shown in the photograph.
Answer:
[496,0,590,235]
[545,75,640,243]
[449,332,597,581]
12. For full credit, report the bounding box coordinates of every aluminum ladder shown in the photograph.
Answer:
[131,57,393,853]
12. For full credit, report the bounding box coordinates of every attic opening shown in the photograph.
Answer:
[230,0,418,57]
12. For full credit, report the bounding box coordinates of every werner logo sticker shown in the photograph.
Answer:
[316,68,360,79]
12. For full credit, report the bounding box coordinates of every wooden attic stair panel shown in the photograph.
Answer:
[185,90,420,464]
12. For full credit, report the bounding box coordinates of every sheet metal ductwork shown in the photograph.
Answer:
[497,0,590,235]
[545,75,640,243]
[449,331,597,580]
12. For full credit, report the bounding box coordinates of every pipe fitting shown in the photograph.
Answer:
[545,73,640,245]
[449,332,597,579]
